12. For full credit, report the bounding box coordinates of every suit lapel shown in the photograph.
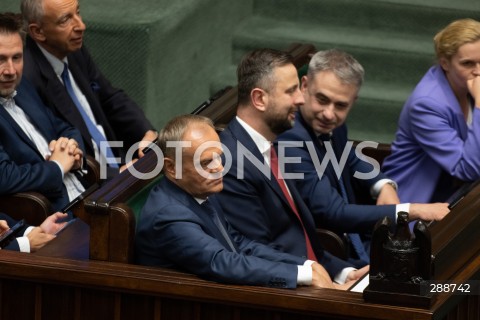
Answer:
[163,178,234,250]
[0,104,40,154]
[331,127,356,203]
[27,37,93,151]
[0,81,50,158]
[299,113,340,189]
[299,113,354,203]
[229,119,290,207]
[67,55,113,141]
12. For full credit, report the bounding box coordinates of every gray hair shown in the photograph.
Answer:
[308,49,364,88]
[21,0,45,27]
[159,114,215,159]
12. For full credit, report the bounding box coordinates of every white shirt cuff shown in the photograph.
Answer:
[371,179,397,198]
[16,236,31,253]
[51,160,65,179]
[334,267,356,284]
[395,203,411,221]
[297,260,315,286]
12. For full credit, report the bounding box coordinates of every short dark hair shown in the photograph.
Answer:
[0,12,25,44]
[236,48,294,106]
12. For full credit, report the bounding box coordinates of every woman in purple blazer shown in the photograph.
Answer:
[383,19,480,203]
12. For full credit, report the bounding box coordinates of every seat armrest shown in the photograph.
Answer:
[316,228,348,260]
[85,155,101,185]
[0,192,51,226]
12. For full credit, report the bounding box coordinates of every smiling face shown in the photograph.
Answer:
[300,70,358,135]
[30,0,86,59]
[165,123,224,199]
[263,64,304,135]
[0,32,23,97]
[440,40,480,95]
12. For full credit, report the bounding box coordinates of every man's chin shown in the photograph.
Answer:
[0,88,15,98]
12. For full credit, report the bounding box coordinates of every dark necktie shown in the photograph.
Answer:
[319,134,370,263]
[202,199,237,253]
[61,63,118,168]
[270,145,317,261]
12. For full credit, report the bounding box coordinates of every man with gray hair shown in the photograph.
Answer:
[20,0,157,176]
[135,114,344,289]
[277,49,450,267]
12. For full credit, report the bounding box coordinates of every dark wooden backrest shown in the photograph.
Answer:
[0,192,51,226]
[0,155,100,226]
[84,144,162,262]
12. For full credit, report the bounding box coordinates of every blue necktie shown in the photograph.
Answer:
[202,199,237,253]
[61,63,118,168]
[320,134,370,264]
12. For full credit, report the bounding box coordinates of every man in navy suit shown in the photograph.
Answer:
[0,12,86,212]
[0,212,68,252]
[20,0,157,175]
[135,114,348,289]
[216,48,367,283]
[276,49,450,265]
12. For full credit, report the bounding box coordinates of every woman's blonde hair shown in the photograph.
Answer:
[434,18,480,61]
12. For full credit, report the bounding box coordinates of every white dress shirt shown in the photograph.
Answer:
[0,93,84,202]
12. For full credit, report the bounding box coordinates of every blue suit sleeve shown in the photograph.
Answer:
[282,139,396,233]
[147,205,301,288]
[0,144,64,197]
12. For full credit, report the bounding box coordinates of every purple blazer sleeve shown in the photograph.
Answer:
[383,65,480,202]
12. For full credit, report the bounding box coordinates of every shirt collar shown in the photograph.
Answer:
[37,42,68,77]
[316,131,333,139]
[0,90,17,107]
[236,116,272,156]
[195,197,207,205]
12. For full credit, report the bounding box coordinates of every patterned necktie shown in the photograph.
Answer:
[320,134,370,263]
[270,145,317,261]
[202,199,237,253]
[61,63,118,168]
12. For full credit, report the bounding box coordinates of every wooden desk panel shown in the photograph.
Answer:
[34,218,89,260]
[0,250,478,320]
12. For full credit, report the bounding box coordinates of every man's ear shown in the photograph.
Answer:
[250,88,267,112]
[28,23,46,42]
[301,75,308,92]
[163,157,176,178]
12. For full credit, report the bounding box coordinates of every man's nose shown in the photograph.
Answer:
[2,60,15,75]
[322,104,335,120]
[294,88,305,105]
[72,14,86,31]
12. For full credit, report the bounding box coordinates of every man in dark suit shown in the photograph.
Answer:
[135,114,346,289]
[0,12,86,212]
[276,49,450,265]
[0,212,68,252]
[20,0,157,176]
[216,48,367,283]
